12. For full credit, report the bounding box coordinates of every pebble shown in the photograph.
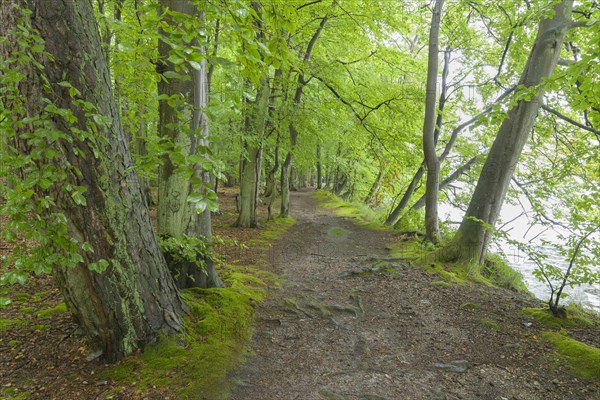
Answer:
[432,360,470,373]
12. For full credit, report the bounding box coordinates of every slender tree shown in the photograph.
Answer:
[156,0,221,288]
[422,0,445,242]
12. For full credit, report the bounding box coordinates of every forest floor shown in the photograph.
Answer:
[1,189,599,400]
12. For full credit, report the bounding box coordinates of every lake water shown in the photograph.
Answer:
[440,201,600,312]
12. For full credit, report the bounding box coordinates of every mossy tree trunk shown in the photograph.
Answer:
[445,0,573,266]
[157,0,221,288]
[0,0,186,361]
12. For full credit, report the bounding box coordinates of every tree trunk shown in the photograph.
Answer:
[280,16,328,216]
[364,165,384,204]
[316,143,323,189]
[386,163,425,225]
[157,0,221,288]
[422,0,444,243]
[1,0,186,361]
[446,0,573,266]
[236,2,270,227]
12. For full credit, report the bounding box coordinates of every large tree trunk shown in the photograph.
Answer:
[446,0,573,266]
[422,0,444,243]
[0,0,186,361]
[157,0,221,288]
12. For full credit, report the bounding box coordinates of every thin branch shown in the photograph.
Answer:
[541,104,600,142]
[297,0,323,11]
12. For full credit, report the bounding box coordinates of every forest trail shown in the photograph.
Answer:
[228,190,599,400]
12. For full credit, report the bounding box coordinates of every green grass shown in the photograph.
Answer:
[543,331,600,381]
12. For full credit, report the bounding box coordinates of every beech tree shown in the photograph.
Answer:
[156,0,221,288]
[443,0,575,266]
[0,0,186,360]
[422,0,444,243]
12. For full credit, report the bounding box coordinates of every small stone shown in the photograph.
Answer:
[433,360,470,373]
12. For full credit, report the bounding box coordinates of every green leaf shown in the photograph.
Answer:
[71,186,87,206]
[0,297,12,309]
[89,259,110,273]
[189,61,202,70]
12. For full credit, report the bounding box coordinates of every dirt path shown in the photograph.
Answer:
[229,191,599,400]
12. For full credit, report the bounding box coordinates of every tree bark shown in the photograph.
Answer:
[446,0,573,266]
[157,0,221,288]
[1,0,186,361]
[422,0,444,243]
[316,144,323,189]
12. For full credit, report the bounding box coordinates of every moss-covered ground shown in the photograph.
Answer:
[101,212,294,399]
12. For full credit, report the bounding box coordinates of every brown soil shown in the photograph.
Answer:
[1,189,599,400]
[229,191,600,400]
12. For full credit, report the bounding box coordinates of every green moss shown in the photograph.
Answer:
[521,307,574,328]
[479,318,501,331]
[32,324,49,331]
[430,281,450,287]
[312,190,387,231]
[36,302,67,318]
[31,290,53,303]
[521,307,598,328]
[11,292,30,303]
[481,254,528,293]
[0,388,31,400]
[8,339,21,347]
[19,307,36,313]
[101,263,274,399]
[460,302,478,311]
[543,331,600,381]
[261,216,296,241]
[387,241,427,260]
[0,318,28,332]
[328,227,349,238]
